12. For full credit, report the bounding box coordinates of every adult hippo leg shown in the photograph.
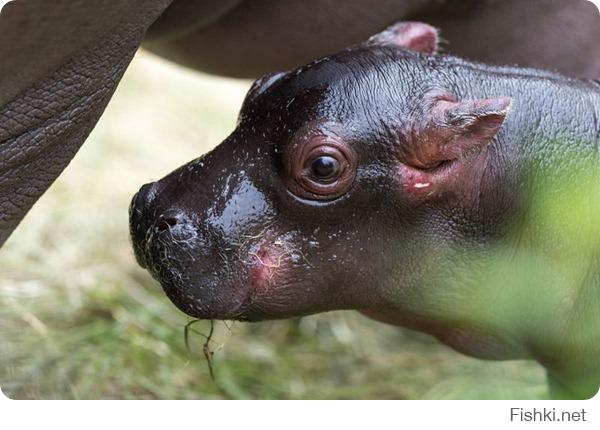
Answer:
[143,0,600,79]
[0,0,174,247]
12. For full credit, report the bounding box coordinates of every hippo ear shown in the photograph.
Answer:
[403,94,513,170]
[368,22,440,54]
[238,71,288,125]
[245,71,287,103]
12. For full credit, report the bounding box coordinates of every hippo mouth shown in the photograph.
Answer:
[137,240,260,321]
[157,270,256,321]
[131,223,257,321]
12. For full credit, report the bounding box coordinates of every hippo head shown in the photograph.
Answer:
[129,22,511,323]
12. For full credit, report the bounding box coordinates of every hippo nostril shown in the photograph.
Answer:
[157,217,178,232]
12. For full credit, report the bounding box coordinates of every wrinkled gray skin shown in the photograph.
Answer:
[130,24,600,399]
[1,0,600,246]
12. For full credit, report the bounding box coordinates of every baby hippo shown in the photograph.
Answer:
[130,23,600,399]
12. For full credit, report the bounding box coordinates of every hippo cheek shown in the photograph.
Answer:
[231,234,361,321]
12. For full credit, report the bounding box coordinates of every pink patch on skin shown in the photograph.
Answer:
[397,163,441,199]
[397,152,490,205]
[248,246,282,290]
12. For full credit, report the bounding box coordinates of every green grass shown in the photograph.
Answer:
[0,51,546,400]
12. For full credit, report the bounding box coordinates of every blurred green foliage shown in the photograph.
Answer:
[0,52,550,399]
[412,151,600,399]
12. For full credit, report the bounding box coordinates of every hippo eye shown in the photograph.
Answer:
[286,135,357,201]
[310,156,341,182]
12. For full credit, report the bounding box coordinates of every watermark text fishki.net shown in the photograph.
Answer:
[510,408,588,423]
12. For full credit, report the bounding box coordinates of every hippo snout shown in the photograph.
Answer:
[127,159,275,321]
[129,181,193,270]
[129,182,158,269]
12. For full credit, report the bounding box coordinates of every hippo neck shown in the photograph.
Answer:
[377,64,600,362]
[516,77,600,168]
